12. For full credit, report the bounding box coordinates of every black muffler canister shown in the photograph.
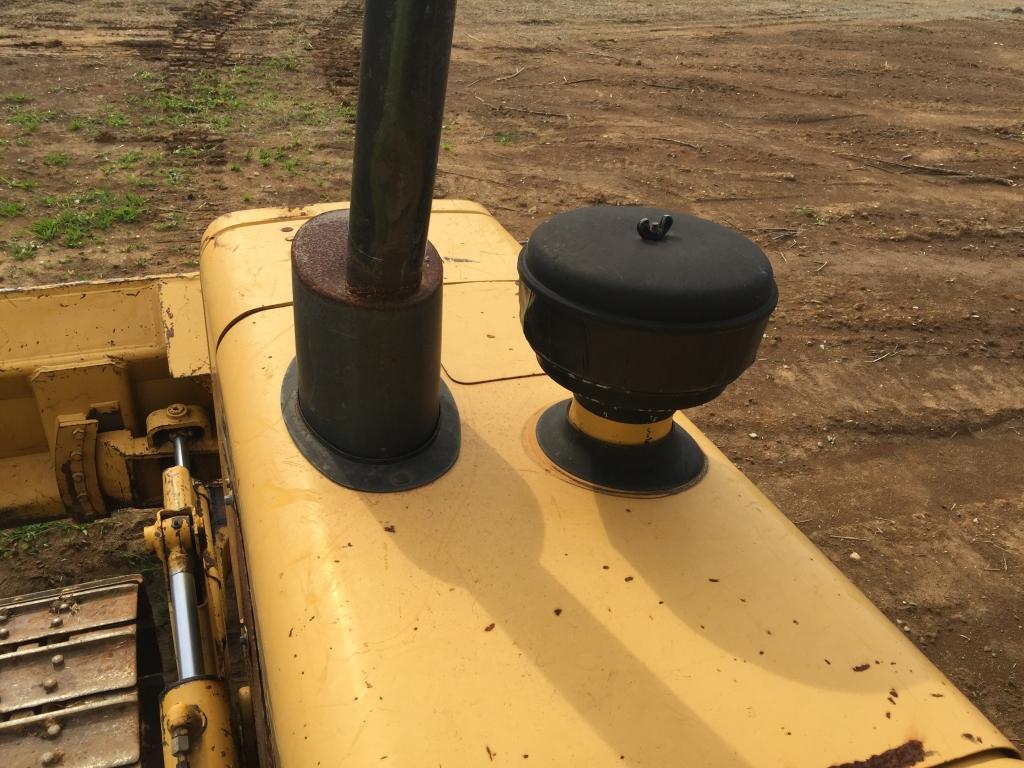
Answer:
[291,210,443,462]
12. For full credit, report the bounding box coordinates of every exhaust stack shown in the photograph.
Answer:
[282,0,460,492]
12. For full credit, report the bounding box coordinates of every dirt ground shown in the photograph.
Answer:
[1,0,1022,752]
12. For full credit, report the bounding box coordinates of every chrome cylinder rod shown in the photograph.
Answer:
[171,432,191,472]
[169,566,205,679]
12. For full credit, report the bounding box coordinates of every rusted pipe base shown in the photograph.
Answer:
[285,209,460,491]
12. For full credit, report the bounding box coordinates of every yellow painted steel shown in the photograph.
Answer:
[567,399,674,446]
[160,679,238,768]
[203,203,1019,768]
[0,274,212,525]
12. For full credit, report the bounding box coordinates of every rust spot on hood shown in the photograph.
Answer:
[829,740,925,768]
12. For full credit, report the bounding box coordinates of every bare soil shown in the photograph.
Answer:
[1,0,1022,750]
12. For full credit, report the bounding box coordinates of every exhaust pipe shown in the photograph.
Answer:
[282,0,461,492]
[347,0,458,297]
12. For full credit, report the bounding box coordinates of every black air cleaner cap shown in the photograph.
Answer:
[519,206,776,331]
[518,206,778,415]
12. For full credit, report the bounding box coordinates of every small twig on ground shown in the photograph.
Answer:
[473,94,569,119]
[798,113,868,123]
[828,534,870,542]
[866,346,901,363]
[761,227,799,241]
[838,154,1015,187]
[578,50,620,60]
[652,136,702,151]
[465,33,484,43]
[437,168,512,187]
[495,66,527,82]
[486,202,525,213]
[563,77,599,85]
[641,80,692,92]
[814,260,829,273]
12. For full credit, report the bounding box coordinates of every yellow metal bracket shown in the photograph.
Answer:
[52,415,106,521]
[0,274,215,528]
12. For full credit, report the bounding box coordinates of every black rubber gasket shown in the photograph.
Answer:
[536,399,706,495]
[281,359,460,493]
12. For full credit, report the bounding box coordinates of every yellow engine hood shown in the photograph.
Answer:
[201,202,1017,767]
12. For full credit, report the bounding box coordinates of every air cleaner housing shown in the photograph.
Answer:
[519,205,777,492]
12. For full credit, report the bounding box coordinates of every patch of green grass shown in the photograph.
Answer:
[1,176,35,191]
[229,163,241,172]
[132,70,158,82]
[284,101,355,127]
[264,55,300,72]
[164,169,186,187]
[115,549,158,572]
[791,206,818,218]
[119,150,145,167]
[241,192,252,203]
[154,212,182,231]
[43,152,70,168]
[30,190,147,248]
[11,110,54,134]
[0,200,26,218]
[494,131,516,145]
[233,55,301,79]
[441,141,453,153]
[7,240,38,261]
[148,73,243,128]
[68,117,84,131]
[104,110,129,128]
[102,151,147,177]
[2,94,31,105]
[0,521,86,557]
[257,145,301,172]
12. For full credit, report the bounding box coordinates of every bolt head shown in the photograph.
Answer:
[57,602,69,612]
[0,611,9,622]
[167,404,188,418]
[45,723,62,739]
[50,617,63,628]
[51,654,64,668]
[170,731,191,756]
[43,678,58,692]
[72,429,85,438]
[0,627,9,639]
[72,473,84,482]
[69,451,82,461]
[40,750,61,766]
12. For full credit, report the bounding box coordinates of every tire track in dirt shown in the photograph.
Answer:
[310,0,363,89]
[166,0,260,73]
